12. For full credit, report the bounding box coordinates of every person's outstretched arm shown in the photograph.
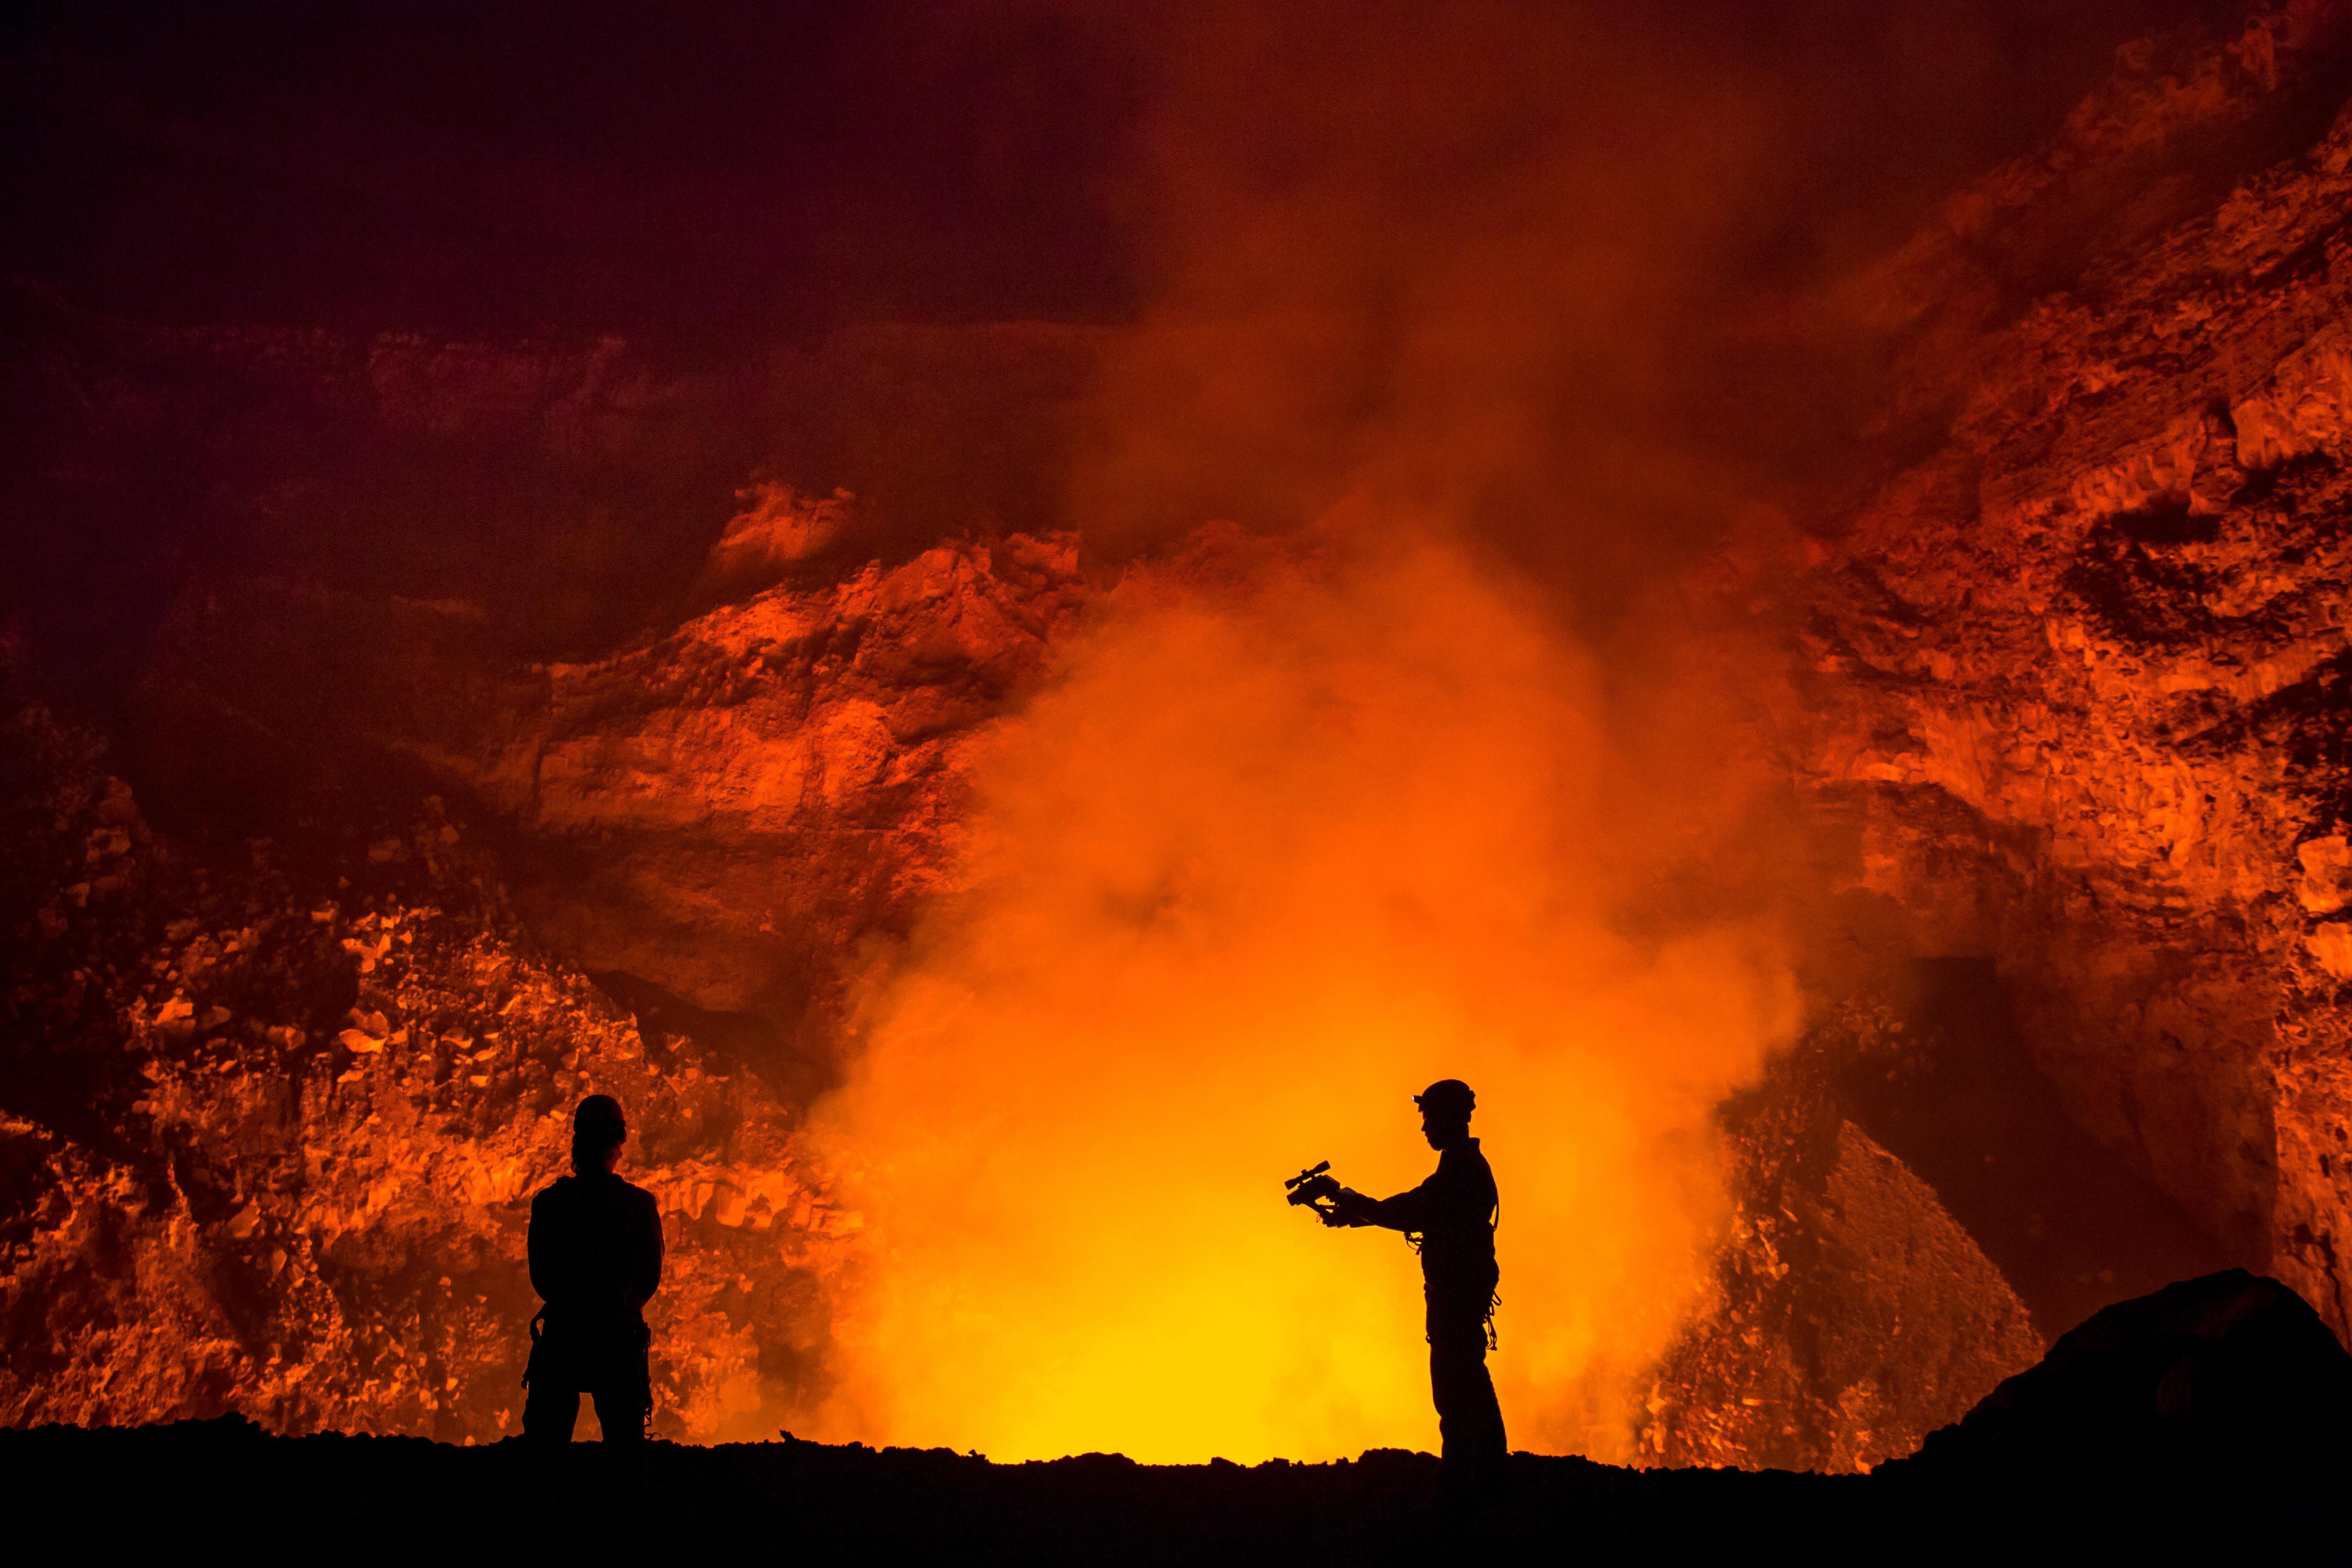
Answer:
[1328,1178,1435,1232]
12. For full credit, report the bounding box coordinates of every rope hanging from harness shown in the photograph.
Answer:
[1485,1194,1500,1350]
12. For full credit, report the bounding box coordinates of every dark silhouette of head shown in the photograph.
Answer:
[1414,1079,1475,1150]
[572,1094,628,1175]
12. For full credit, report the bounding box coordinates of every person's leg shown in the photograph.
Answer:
[590,1389,647,1447]
[588,1386,651,1537]
[1455,1334,1506,1464]
[1428,1314,1507,1506]
[1464,1364,1506,1466]
[1428,1330,1462,1460]
[521,1383,581,1445]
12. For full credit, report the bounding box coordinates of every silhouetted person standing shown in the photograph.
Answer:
[1317,1080,1507,1499]
[524,1094,663,1449]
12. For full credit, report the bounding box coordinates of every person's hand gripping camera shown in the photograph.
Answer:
[1283,1160,1373,1227]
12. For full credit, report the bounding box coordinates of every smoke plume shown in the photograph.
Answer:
[804,526,1797,1461]
[789,0,2220,1462]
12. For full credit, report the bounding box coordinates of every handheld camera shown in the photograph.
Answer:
[1284,1160,1348,1225]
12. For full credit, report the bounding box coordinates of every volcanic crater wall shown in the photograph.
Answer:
[1778,0,2352,1339]
[7,0,2352,1470]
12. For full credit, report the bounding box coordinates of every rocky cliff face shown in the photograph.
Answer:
[0,669,855,1439]
[1781,0,2352,1339]
[138,528,1087,1085]
[432,530,1086,1032]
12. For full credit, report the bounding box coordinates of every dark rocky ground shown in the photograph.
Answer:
[0,1422,1846,1563]
[4,1271,2345,1564]
[0,1410,2310,1565]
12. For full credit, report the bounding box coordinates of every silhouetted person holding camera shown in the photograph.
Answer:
[1288,1079,1506,1503]
[524,1095,663,1450]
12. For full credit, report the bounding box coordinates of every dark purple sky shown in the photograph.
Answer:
[2,1,1138,340]
[0,0,2250,707]
[2,0,2226,343]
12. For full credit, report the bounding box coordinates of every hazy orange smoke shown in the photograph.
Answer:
[804,527,1795,1462]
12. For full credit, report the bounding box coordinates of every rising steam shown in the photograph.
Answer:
[782,0,2109,1464]
[803,524,1796,1461]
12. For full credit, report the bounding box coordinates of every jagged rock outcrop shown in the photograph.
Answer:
[443,532,1085,1026]
[1784,0,2352,1338]
[142,531,1087,1078]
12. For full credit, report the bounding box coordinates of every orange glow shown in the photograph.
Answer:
[804,527,1796,1462]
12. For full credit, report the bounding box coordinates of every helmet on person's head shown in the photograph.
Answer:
[1413,1079,1476,1118]
[575,1094,626,1138]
